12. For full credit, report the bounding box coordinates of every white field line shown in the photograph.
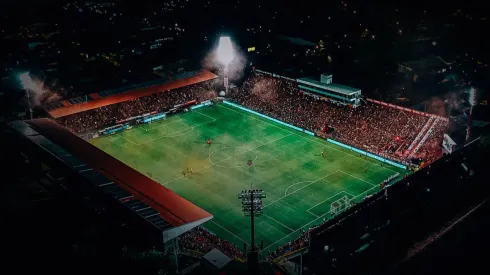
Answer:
[209,220,250,246]
[146,118,184,131]
[121,136,138,146]
[263,170,340,209]
[194,110,217,121]
[284,181,314,197]
[124,117,183,135]
[306,191,348,212]
[264,214,294,232]
[343,191,356,197]
[350,185,378,202]
[137,119,217,145]
[127,111,217,145]
[306,210,320,218]
[161,133,292,186]
[337,170,377,187]
[262,212,328,251]
[218,104,399,173]
[262,184,379,252]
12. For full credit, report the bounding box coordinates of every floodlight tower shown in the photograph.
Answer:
[238,185,266,274]
[466,87,477,143]
[217,37,234,94]
[19,72,33,120]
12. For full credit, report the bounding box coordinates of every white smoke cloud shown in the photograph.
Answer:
[201,38,246,82]
[20,73,62,107]
[425,89,467,118]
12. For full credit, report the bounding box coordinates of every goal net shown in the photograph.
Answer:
[330,196,352,217]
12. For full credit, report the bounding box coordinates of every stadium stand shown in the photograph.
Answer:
[53,70,447,164]
[55,81,216,133]
[46,69,217,118]
[9,119,213,245]
[229,72,448,165]
[21,68,456,267]
[179,227,245,260]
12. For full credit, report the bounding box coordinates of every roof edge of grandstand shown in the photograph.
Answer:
[48,69,218,118]
[256,69,445,120]
[15,118,212,233]
[367,98,449,121]
[254,69,361,96]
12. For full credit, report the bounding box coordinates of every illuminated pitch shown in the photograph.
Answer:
[91,103,405,255]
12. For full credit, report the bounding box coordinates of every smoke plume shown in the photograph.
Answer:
[201,39,246,82]
[20,73,63,107]
[424,90,467,117]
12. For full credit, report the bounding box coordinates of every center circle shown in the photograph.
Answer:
[209,147,258,168]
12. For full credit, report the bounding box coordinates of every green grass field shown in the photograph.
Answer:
[90,103,404,255]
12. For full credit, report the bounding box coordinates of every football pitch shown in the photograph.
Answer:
[90,103,405,255]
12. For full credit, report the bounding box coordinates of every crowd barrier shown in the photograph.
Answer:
[87,100,199,139]
[99,123,131,135]
[222,100,315,136]
[222,100,407,169]
[190,100,213,110]
[327,139,407,170]
[367,98,449,122]
[142,113,166,123]
[115,111,158,124]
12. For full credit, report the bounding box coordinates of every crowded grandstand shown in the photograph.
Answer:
[53,70,447,167]
[30,67,451,264]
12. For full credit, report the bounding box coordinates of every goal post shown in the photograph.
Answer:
[330,196,352,217]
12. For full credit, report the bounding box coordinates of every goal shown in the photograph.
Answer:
[330,196,352,217]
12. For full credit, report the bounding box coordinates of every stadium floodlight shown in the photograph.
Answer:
[217,36,234,66]
[217,36,234,95]
[467,87,477,143]
[19,72,33,120]
[469,87,477,107]
[238,186,266,273]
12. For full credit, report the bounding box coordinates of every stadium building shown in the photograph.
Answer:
[7,64,484,274]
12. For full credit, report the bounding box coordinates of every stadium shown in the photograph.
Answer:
[7,38,483,274]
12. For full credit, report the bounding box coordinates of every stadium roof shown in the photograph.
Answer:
[297,78,361,96]
[46,69,218,118]
[10,119,212,242]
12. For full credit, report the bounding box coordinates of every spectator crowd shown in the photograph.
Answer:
[55,71,447,165]
[56,82,216,133]
[179,227,245,260]
[53,71,450,262]
[266,229,310,262]
[229,72,447,165]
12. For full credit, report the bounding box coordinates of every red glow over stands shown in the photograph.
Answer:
[48,69,217,119]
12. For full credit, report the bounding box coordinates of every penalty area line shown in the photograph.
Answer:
[284,181,314,197]
[306,210,320,218]
[264,214,294,232]
[262,187,377,251]
[337,170,377,187]
[350,185,378,202]
[264,170,340,209]
[306,191,348,212]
